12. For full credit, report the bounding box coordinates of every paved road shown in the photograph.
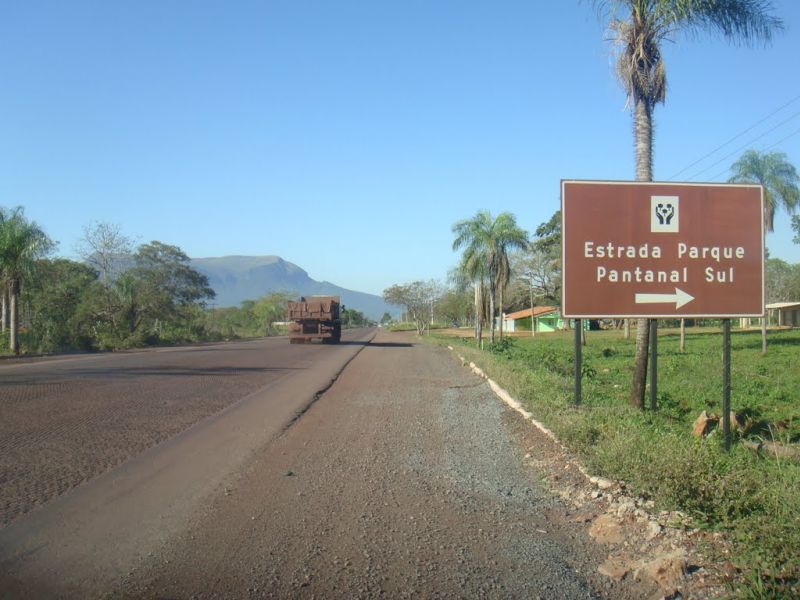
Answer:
[1,329,655,599]
[0,329,375,596]
[0,330,374,526]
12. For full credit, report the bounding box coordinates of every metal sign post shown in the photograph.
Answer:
[574,319,582,406]
[722,319,731,451]
[649,319,658,411]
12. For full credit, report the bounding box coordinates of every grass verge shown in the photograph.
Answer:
[432,327,800,598]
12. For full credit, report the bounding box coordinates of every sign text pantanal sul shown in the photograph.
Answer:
[561,181,764,318]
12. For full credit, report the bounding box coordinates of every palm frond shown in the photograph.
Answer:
[729,149,799,233]
[602,0,780,110]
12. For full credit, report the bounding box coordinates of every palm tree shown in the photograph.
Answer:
[452,211,528,344]
[451,255,487,344]
[496,251,511,340]
[0,208,10,334]
[729,150,799,231]
[595,0,782,408]
[728,149,799,353]
[0,207,53,354]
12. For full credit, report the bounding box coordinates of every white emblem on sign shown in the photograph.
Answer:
[651,196,679,233]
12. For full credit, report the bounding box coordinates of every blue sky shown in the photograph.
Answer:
[2,1,799,296]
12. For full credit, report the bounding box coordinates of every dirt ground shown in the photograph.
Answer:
[116,330,661,599]
[0,333,376,527]
[0,339,297,525]
[0,331,376,598]
[0,328,723,598]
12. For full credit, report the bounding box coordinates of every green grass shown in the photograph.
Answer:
[386,321,418,332]
[385,321,451,332]
[433,327,800,598]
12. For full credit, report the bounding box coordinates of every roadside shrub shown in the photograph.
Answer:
[517,344,574,377]
[387,322,417,332]
[657,392,692,420]
[487,337,515,357]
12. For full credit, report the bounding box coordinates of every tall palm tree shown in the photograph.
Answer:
[452,210,528,344]
[452,253,487,344]
[496,251,511,340]
[729,149,799,232]
[595,0,782,408]
[0,208,53,353]
[0,208,10,334]
[729,149,799,353]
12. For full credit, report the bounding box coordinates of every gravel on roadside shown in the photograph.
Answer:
[119,330,660,599]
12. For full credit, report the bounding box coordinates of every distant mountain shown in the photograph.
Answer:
[190,255,395,320]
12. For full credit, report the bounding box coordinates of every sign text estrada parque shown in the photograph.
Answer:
[561,181,764,318]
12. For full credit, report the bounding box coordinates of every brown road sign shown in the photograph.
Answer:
[561,180,764,318]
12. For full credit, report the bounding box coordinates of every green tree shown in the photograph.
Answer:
[205,292,297,339]
[133,241,215,307]
[0,207,54,354]
[75,240,215,348]
[436,287,474,328]
[728,150,799,232]
[452,211,527,344]
[383,281,438,335]
[379,312,393,325]
[765,257,800,303]
[72,274,138,348]
[205,301,258,340]
[594,0,782,408]
[0,209,9,334]
[253,292,294,335]
[729,149,799,352]
[22,259,97,351]
[509,211,563,336]
[793,214,800,244]
[124,241,215,342]
[342,307,371,328]
[452,249,488,344]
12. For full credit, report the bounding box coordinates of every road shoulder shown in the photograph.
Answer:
[119,329,661,599]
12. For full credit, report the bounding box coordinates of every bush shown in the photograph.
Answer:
[487,337,515,356]
[387,322,418,332]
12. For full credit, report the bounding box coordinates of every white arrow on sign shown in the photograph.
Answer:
[635,287,695,309]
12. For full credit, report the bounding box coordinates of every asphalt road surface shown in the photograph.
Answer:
[0,329,655,599]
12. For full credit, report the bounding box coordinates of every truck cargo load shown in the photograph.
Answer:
[287,296,342,344]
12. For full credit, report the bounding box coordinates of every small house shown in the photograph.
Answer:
[502,306,564,333]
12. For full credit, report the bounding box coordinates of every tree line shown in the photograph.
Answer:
[0,212,344,355]
[0,210,219,353]
[383,208,562,338]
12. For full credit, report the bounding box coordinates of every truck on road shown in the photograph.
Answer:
[287,296,342,344]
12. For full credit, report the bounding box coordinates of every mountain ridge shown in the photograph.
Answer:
[190,255,393,320]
